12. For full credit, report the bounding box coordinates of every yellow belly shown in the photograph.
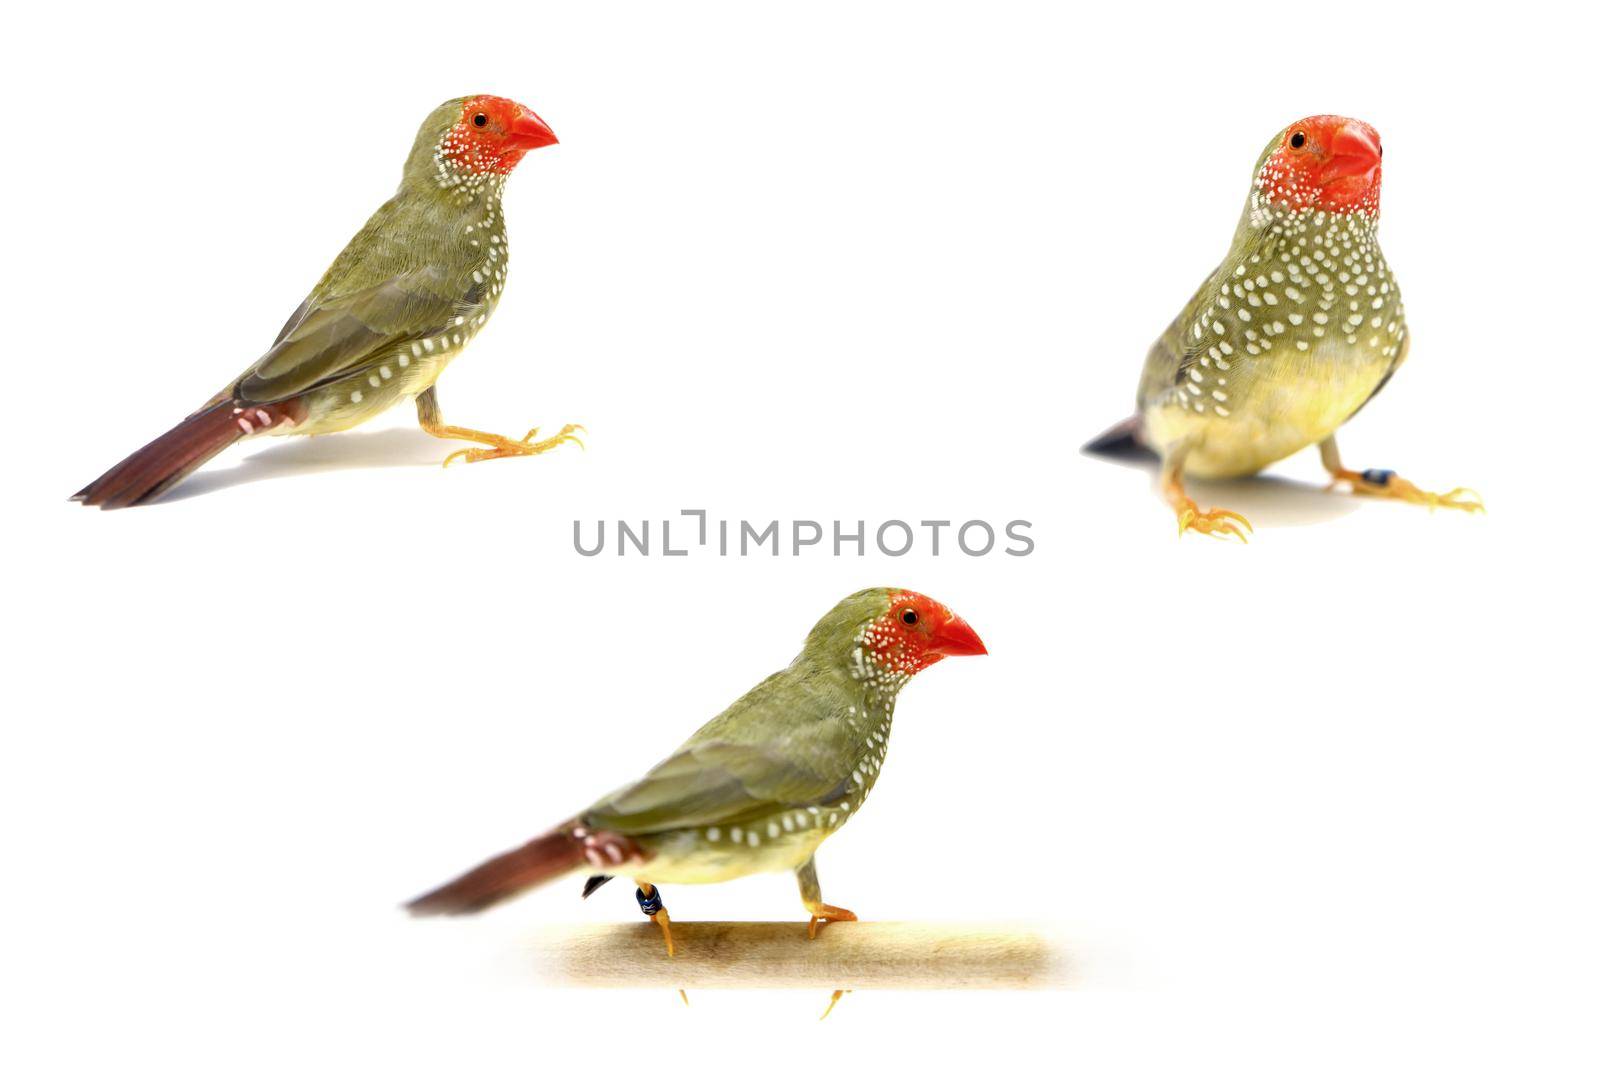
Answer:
[614,827,835,886]
[288,345,466,436]
[1145,345,1391,479]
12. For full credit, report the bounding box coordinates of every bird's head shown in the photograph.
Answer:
[1252,115,1383,218]
[808,588,987,686]
[408,95,558,186]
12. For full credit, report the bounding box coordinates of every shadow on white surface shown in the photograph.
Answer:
[164,429,444,503]
[1087,454,1363,528]
[1189,474,1363,528]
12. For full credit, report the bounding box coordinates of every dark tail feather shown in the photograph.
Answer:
[1082,414,1155,462]
[407,826,585,917]
[74,398,302,509]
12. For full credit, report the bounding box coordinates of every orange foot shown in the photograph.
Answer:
[1162,465,1252,543]
[804,905,856,1021]
[1173,497,1252,542]
[1328,467,1484,512]
[442,423,585,466]
[805,902,858,940]
[651,908,676,957]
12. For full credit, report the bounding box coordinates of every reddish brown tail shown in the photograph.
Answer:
[407,824,586,917]
[74,398,304,509]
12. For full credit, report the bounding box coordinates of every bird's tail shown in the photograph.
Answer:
[407,824,587,917]
[74,398,304,509]
[1081,414,1156,462]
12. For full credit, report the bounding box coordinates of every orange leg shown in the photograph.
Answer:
[416,386,583,467]
[634,880,675,957]
[797,856,855,1017]
[636,883,688,1011]
[1161,458,1252,543]
[633,881,689,1005]
[796,856,858,939]
[1319,438,1483,512]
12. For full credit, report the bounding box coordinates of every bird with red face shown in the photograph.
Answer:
[1086,115,1481,540]
[76,95,574,508]
[408,588,987,959]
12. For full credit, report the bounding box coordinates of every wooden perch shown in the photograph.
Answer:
[525,921,1070,989]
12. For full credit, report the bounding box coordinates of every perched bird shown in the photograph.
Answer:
[75,95,577,509]
[407,588,987,957]
[1085,115,1481,540]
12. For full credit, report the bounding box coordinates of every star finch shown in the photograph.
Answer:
[76,94,575,509]
[407,588,987,952]
[1086,115,1481,540]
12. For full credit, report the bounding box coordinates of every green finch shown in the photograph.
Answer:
[76,94,577,509]
[407,588,987,955]
[1086,114,1481,541]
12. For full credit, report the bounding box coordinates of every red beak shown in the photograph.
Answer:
[928,613,988,657]
[510,108,559,150]
[1321,121,1380,186]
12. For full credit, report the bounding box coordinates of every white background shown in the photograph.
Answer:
[4,1,1595,1063]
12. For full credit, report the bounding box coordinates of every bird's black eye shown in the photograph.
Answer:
[1289,130,1307,149]
[900,609,919,626]
[473,113,488,128]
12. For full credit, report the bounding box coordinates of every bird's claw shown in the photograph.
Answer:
[441,423,585,467]
[805,903,858,940]
[1175,503,1252,543]
[804,904,856,1020]
[1332,470,1484,512]
[651,909,676,957]
[1431,486,1485,512]
[520,422,585,448]
[1384,479,1483,512]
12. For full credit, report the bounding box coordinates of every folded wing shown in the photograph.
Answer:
[583,725,854,837]
[232,266,478,404]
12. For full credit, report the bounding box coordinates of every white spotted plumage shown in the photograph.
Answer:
[1138,118,1407,479]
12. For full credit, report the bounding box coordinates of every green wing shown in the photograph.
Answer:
[1136,267,1212,409]
[233,266,477,404]
[583,722,855,836]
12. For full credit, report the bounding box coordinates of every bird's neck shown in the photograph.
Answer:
[1240,195,1380,248]
[826,630,914,805]
[452,184,510,274]
[422,150,512,205]
[396,169,512,294]
[401,161,510,235]
[845,630,915,714]
[1227,201,1384,298]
